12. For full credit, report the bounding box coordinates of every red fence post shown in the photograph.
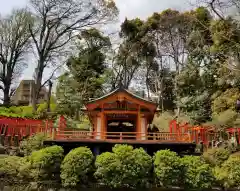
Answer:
[59,115,66,131]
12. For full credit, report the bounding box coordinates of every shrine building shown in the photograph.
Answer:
[45,87,196,155]
[84,87,158,141]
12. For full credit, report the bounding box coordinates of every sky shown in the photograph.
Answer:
[0,0,194,84]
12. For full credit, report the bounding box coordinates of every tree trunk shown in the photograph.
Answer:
[160,92,164,113]
[146,64,150,99]
[75,109,80,121]
[32,61,44,112]
[31,84,37,112]
[3,84,10,106]
[47,80,53,112]
[174,60,181,123]
[146,80,150,99]
[124,60,127,88]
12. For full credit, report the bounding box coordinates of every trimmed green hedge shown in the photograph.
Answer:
[0,103,57,119]
[181,155,215,190]
[27,145,64,181]
[202,147,230,167]
[154,149,182,187]
[95,144,152,188]
[214,156,240,188]
[61,147,94,187]
[20,133,49,156]
[0,156,26,183]
[2,145,240,190]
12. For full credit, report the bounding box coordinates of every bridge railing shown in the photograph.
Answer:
[54,130,191,143]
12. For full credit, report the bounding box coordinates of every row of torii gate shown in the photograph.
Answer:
[169,120,240,147]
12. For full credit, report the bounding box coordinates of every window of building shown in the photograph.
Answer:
[22,96,29,101]
[39,94,44,100]
[23,83,30,88]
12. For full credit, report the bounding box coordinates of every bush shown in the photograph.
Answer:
[0,156,29,183]
[152,112,191,132]
[37,103,56,114]
[61,147,94,187]
[181,156,215,190]
[202,147,230,166]
[95,144,152,188]
[214,156,240,188]
[154,150,182,187]
[20,133,49,156]
[28,145,64,181]
[212,88,240,114]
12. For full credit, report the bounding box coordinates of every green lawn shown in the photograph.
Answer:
[0,154,8,158]
[231,151,240,157]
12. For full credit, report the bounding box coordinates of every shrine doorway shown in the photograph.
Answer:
[106,114,137,140]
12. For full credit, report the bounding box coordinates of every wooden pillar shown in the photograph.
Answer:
[169,121,173,134]
[52,128,56,140]
[101,112,105,140]
[137,114,140,140]
[145,118,148,140]
[140,116,147,140]
[95,114,102,140]
[196,130,199,144]
[137,105,141,140]
[93,115,97,139]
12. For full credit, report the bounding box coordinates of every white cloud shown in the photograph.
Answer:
[115,0,192,21]
[0,0,195,83]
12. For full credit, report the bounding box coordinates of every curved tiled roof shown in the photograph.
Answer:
[86,87,157,106]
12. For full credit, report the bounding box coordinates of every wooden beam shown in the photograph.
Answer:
[103,110,138,114]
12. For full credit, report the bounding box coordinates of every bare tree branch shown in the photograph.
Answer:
[28,0,118,111]
[209,0,225,19]
[41,64,62,88]
[0,8,32,105]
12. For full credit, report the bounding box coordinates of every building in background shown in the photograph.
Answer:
[11,80,48,105]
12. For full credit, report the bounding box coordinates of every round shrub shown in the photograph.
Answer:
[20,133,49,156]
[214,156,240,188]
[60,147,94,187]
[202,147,230,166]
[28,145,64,181]
[181,155,215,190]
[0,156,21,180]
[0,156,29,183]
[154,149,182,187]
[95,144,152,188]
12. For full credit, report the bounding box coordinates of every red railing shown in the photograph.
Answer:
[54,131,192,143]
[0,117,59,146]
[0,116,198,146]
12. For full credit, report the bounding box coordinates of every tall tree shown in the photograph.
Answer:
[144,10,193,114]
[56,28,110,118]
[67,28,111,98]
[0,9,32,105]
[109,18,155,90]
[198,0,240,72]
[174,7,216,123]
[28,0,118,111]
